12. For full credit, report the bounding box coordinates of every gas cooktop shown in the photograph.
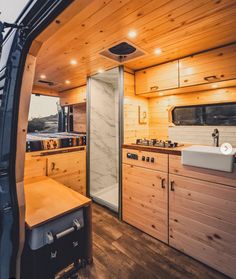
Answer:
[135,139,183,148]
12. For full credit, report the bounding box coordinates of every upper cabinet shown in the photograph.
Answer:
[179,44,236,87]
[60,85,87,106]
[135,61,178,95]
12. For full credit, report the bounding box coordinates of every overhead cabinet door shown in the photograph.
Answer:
[179,44,236,87]
[122,164,168,243]
[169,174,236,279]
[135,61,178,94]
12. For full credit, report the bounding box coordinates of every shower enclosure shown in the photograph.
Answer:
[88,68,120,212]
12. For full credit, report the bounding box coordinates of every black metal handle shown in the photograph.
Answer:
[203,75,219,82]
[170,180,175,191]
[161,178,165,189]
[150,86,159,91]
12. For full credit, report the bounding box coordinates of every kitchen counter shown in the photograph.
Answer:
[122,143,186,156]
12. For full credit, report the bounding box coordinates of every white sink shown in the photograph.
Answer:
[181,145,236,172]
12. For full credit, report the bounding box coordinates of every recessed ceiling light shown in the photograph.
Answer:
[211,84,218,88]
[159,92,164,96]
[154,48,162,55]
[65,80,71,84]
[98,69,104,73]
[128,30,137,38]
[40,74,46,79]
[70,59,77,65]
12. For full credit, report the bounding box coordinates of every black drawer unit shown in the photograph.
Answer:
[21,208,87,279]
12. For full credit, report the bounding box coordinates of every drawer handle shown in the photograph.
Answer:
[150,86,159,91]
[161,178,165,189]
[203,75,219,82]
[170,180,175,191]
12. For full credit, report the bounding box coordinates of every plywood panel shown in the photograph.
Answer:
[123,72,149,143]
[24,176,90,228]
[34,0,236,91]
[123,164,168,243]
[47,150,86,195]
[169,174,236,278]
[24,154,47,181]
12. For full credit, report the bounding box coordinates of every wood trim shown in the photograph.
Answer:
[32,85,59,97]
[15,53,37,278]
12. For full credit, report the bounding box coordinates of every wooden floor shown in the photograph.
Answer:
[77,203,229,279]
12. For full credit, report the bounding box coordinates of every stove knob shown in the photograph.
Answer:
[146,157,150,162]
[142,156,145,161]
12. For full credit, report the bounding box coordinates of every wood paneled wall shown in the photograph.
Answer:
[149,87,236,142]
[60,85,86,106]
[123,71,149,143]
[73,103,86,133]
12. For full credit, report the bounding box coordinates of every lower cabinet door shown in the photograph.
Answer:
[169,174,236,279]
[122,164,168,243]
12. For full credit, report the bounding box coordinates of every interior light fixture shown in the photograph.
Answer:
[65,80,71,84]
[154,48,162,55]
[70,59,77,65]
[211,84,218,88]
[128,30,137,38]
[98,69,104,73]
[40,74,46,79]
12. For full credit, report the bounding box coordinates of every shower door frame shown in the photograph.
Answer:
[86,66,124,219]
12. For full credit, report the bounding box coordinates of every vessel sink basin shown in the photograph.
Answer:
[181,145,236,172]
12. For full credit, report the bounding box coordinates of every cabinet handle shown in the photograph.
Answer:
[150,86,159,91]
[51,162,56,171]
[203,75,219,82]
[170,180,175,191]
[161,178,165,189]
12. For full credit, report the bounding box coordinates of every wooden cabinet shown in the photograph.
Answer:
[168,174,236,279]
[169,154,236,187]
[47,150,86,195]
[122,163,168,243]
[123,148,168,173]
[60,85,86,106]
[179,44,236,87]
[135,61,178,94]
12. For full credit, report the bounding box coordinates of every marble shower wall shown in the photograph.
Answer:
[90,79,119,195]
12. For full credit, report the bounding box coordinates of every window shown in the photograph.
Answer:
[28,94,61,133]
[172,102,236,126]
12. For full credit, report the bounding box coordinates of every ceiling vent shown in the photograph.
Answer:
[38,80,55,86]
[100,41,146,63]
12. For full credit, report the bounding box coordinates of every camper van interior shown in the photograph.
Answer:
[10,0,236,278]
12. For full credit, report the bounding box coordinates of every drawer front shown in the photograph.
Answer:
[169,154,236,187]
[180,44,236,87]
[123,164,168,242]
[135,61,178,94]
[169,174,236,278]
[123,148,168,172]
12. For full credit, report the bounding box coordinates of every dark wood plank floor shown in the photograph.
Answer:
[77,203,229,279]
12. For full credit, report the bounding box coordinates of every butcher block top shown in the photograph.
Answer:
[24,176,91,229]
[122,144,186,156]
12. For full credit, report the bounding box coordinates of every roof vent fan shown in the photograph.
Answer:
[100,41,146,63]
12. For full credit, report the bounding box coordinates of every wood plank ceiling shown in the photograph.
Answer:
[34,0,236,91]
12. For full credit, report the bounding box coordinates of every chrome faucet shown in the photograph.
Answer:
[212,128,219,147]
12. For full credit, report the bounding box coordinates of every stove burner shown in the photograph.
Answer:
[135,139,180,148]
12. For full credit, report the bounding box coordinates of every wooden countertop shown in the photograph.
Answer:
[24,176,91,229]
[122,144,186,156]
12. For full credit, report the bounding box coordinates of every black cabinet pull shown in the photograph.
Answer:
[161,178,165,189]
[170,180,175,191]
[150,85,159,91]
[203,75,219,82]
